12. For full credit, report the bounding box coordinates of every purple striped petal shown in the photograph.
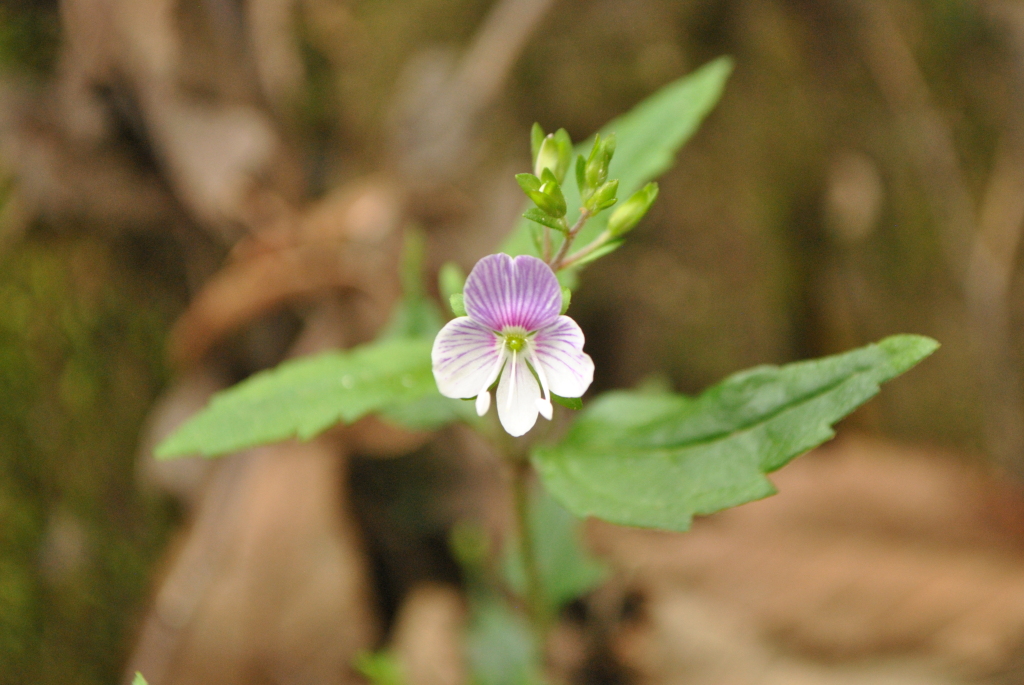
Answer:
[432,317,503,399]
[496,351,542,436]
[464,253,561,332]
[533,316,594,399]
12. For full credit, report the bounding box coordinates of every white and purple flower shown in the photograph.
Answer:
[432,253,595,436]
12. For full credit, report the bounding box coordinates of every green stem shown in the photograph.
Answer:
[511,458,549,645]
[560,229,613,270]
[549,209,591,270]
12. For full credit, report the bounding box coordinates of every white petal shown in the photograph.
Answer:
[535,397,553,420]
[431,317,502,399]
[476,389,492,416]
[496,351,542,437]
[532,316,595,399]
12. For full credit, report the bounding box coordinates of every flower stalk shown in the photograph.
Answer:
[511,457,549,642]
[548,209,591,270]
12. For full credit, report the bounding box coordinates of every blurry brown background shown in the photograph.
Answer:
[4,0,1024,684]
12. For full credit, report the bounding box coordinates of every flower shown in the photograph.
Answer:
[432,253,595,436]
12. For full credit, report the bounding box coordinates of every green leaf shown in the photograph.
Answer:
[465,594,540,685]
[501,57,734,261]
[515,173,541,192]
[155,337,439,458]
[449,293,467,317]
[522,207,565,232]
[382,296,443,340]
[380,392,478,430]
[533,335,939,531]
[503,482,607,614]
[380,229,444,340]
[133,674,148,685]
[354,651,405,685]
[439,261,466,303]
[551,393,581,410]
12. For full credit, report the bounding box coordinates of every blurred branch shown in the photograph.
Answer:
[852,0,1024,473]
[392,0,556,183]
[853,0,976,279]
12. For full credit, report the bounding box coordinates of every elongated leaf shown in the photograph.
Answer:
[532,335,939,531]
[133,674,148,685]
[501,57,733,260]
[156,337,437,458]
[380,229,444,340]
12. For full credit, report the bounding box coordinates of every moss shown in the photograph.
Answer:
[0,236,180,685]
[0,1,60,77]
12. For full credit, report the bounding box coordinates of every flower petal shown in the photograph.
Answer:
[464,253,561,331]
[533,316,594,399]
[496,351,542,437]
[432,317,503,399]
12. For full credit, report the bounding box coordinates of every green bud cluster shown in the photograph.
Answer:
[516,124,659,273]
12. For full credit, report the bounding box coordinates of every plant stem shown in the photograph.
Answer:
[511,458,549,644]
[549,209,591,270]
[559,229,613,270]
[542,226,552,262]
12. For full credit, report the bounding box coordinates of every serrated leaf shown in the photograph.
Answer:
[156,337,438,458]
[501,57,733,262]
[532,335,939,531]
[503,482,607,614]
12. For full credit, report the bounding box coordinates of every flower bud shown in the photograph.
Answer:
[583,134,616,199]
[552,128,573,183]
[585,179,618,213]
[608,182,659,237]
[530,122,545,165]
[534,134,560,180]
[532,125,571,184]
[537,179,567,218]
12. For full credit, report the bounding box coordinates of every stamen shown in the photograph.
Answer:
[507,350,518,410]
